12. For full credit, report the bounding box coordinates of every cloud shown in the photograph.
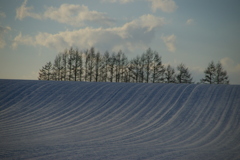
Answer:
[161,34,176,52]
[16,0,42,20]
[186,19,194,25]
[0,25,11,48]
[44,4,115,26]
[12,32,34,49]
[0,26,11,34]
[147,0,178,13]
[16,1,114,26]
[21,71,38,80]
[220,57,240,73]
[220,57,240,84]
[0,37,6,48]
[12,14,165,53]
[0,12,6,18]
[189,66,205,82]
[101,0,134,3]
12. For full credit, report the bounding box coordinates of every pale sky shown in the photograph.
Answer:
[0,0,240,84]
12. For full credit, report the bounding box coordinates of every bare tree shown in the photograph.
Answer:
[129,56,140,83]
[145,48,154,83]
[119,53,128,82]
[95,51,101,82]
[84,49,89,82]
[115,50,122,82]
[109,53,116,82]
[68,48,75,81]
[78,51,83,81]
[139,53,146,83]
[102,51,110,82]
[53,54,62,81]
[88,47,95,82]
[72,49,81,81]
[61,51,68,81]
[41,47,233,84]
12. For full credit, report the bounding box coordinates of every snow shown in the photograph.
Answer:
[0,79,240,159]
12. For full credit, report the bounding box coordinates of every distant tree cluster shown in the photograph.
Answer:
[201,61,229,84]
[38,47,229,84]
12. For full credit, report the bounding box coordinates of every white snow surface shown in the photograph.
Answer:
[0,79,240,160]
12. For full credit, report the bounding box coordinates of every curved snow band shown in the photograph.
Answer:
[0,80,240,159]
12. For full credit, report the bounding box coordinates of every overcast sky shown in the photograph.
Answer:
[0,0,240,84]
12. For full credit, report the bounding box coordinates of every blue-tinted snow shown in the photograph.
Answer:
[0,79,240,159]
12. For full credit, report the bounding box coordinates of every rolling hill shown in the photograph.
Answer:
[0,79,240,159]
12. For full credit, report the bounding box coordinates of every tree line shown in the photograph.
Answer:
[38,47,229,84]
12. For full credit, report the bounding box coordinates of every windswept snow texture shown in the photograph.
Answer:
[0,80,240,160]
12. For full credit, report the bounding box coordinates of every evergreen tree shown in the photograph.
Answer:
[38,67,47,80]
[45,61,53,80]
[201,61,216,84]
[215,62,229,84]
[152,52,165,83]
[164,65,176,83]
[176,63,193,83]
[38,47,231,84]
[201,61,229,84]
[38,61,52,80]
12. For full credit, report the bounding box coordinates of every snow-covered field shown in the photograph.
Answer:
[0,80,240,160]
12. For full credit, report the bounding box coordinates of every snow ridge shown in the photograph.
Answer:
[0,80,240,159]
